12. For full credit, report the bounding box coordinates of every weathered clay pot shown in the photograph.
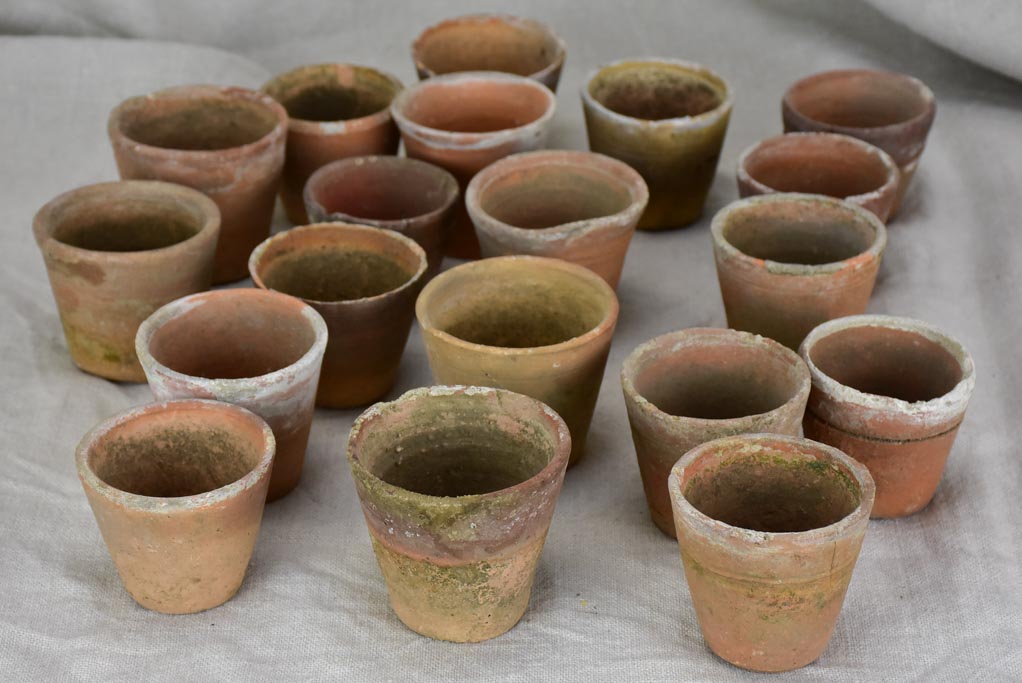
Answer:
[711,193,887,350]
[411,14,567,91]
[416,255,618,467]
[76,398,275,614]
[135,289,327,501]
[782,69,936,214]
[669,434,875,672]
[249,223,427,409]
[582,58,732,230]
[465,150,648,288]
[800,315,975,518]
[621,328,810,537]
[304,156,458,279]
[737,133,900,223]
[33,180,219,382]
[108,85,287,284]
[347,385,570,642]
[262,64,403,224]
[391,71,556,259]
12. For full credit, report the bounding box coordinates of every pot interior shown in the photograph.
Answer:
[264,65,399,122]
[401,78,551,133]
[415,17,561,78]
[787,71,929,128]
[745,136,891,198]
[589,61,725,120]
[48,192,205,252]
[309,159,455,221]
[118,93,279,150]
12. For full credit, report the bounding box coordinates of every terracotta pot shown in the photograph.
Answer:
[465,150,648,288]
[391,71,556,259]
[347,385,571,642]
[262,64,403,224]
[135,289,327,501]
[711,193,887,350]
[33,180,219,382]
[249,223,427,409]
[304,156,458,279]
[416,255,618,467]
[581,58,732,230]
[411,14,566,91]
[800,314,975,518]
[737,133,899,223]
[76,398,275,614]
[669,434,875,672]
[782,69,936,215]
[621,328,810,537]
[108,85,287,284]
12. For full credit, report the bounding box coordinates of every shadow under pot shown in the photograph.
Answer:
[347,385,571,642]
[76,398,275,614]
[669,434,875,672]
[135,289,327,501]
[465,149,648,288]
[711,193,887,350]
[581,58,732,230]
[33,180,220,382]
[108,84,287,284]
[800,314,975,518]
[249,222,427,409]
[262,63,403,225]
[621,328,810,537]
[416,255,618,467]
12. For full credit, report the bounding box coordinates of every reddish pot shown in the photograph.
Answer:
[76,399,275,614]
[108,85,287,284]
[249,223,427,409]
[621,328,810,537]
[711,193,887,350]
[800,314,975,518]
[262,63,403,224]
[669,434,875,672]
[135,289,327,501]
[465,150,648,288]
[391,71,556,259]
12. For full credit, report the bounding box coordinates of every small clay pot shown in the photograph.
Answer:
[711,193,887,350]
[33,180,220,382]
[800,315,975,518]
[347,385,571,642]
[77,398,275,614]
[581,58,732,230]
[782,69,936,214]
[411,14,567,91]
[465,150,648,288]
[262,64,403,224]
[621,328,810,537]
[391,71,556,259]
[304,156,458,279]
[135,289,327,501]
[249,223,427,409]
[669,434,875,672]
[108,85,287,284]
[737,133,900,223]
[415,255,618,467]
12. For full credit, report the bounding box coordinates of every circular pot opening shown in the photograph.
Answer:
[744,136,892,199]
[309,159,456,221]
[414,16,562,78]
[401,78,552,133]
[264,65,399,122]
[589,61,726,120]
[118,95,279,150]
[49,195,205,252]
[787,70,930,129]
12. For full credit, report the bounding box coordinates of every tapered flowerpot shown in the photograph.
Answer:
[262,64,403,224]
[76,399,275,614]
[33,180,220,382]
[621,328,810,537]
[669,434,875,672]
[391,71,556,259]
[411,14,567,91]
[465,150,648,288]
[416,255,618,467]
[800,315,975,518]
[304,156,458,279]
[582,58,732,230]
[108,85,287,284]
[711,193,887,350]
[249,223,427,409]
[135,289,327,501]
[737,133,900,223]
[348,385,571,642]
